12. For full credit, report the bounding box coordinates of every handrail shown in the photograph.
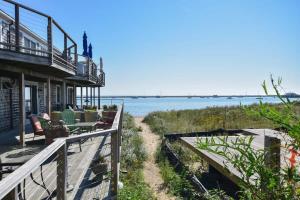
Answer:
[0,138,65,199]
[0,104,124,199]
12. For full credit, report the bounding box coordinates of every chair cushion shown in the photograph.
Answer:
[30,115,43,133]
[40,113,50,121]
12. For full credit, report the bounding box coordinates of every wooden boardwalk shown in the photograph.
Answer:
[6,134,112,200]
[180,129,291,185]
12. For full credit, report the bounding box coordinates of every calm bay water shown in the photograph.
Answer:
[77,96,299,117]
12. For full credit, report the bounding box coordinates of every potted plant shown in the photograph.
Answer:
[91,154,108,180]
[102,104,118,124]
[51,111,62,123]
[84,110,98,122]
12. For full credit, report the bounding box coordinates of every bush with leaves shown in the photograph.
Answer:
[197,76,300,199]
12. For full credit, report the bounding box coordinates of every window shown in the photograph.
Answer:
[24,37,30,53]
[31,41,36,54]
[56,85,61,104]
[23,37,37,54]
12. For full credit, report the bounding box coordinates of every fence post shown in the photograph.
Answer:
[264,135,281,172]
[111,130,119,196]
[57,143,67,200]
[263,135,281,192]
[15,4,20,52]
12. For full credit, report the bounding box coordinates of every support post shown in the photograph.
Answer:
[80,87,83,109]
[19,72,25,146]
[85,87,88,106]
[62,81,66,110]
[15,4,20,52]
[73,85,76,107]
[90,87,92,106]
[47,17,53,63]
[98,87,100,109]
[57,143,67,200]
[93,87,95,106]
[47,77,51,117]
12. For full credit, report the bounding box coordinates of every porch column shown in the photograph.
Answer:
[73,85,76,107]
[90,87,92,106]
[85,87,88,106]
[98,87,100,109]
[47,77,51,117]
[93,87,96,106]
[62,81,66,110]
[80,87,83,109]
[19,73,25,146]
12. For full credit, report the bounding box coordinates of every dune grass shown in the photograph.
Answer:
[143,103,300,136]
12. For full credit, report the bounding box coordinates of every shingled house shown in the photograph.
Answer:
[0,0,105,145]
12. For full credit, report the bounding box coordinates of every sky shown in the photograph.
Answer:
[8,0,300,95]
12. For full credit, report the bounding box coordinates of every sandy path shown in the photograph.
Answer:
[134,117,175,200]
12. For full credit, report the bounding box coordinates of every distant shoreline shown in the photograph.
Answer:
[76,95,300,98]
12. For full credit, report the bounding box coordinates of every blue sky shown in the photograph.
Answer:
[12,0,300,95]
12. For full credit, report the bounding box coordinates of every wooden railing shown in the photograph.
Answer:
[98,71,106,87]
[0,104,124,200]
[0,0,77,73]
[77,55,98,82]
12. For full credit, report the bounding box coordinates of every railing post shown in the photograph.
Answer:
[63,34,67,60]
[263,135,281,191]
[118,106,123,163]
[15,4,20,52]
[111,129,119,196]
[47,17,53,64]
[57,142,67,200]
[74,44,78,67]
[264,135,281,172]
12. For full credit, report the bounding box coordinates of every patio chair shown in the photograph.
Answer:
[29,115,44,140]
[61,109,83,151]
[61,109,80,126]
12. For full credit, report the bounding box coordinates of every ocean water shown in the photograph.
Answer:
[77,96,299,117]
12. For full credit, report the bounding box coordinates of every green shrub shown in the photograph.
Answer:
[119,170,154,200]
[156,147,200,199]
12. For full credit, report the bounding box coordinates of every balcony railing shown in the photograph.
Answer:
[0,104,124,199]
[0,0,77,75]
[76,55,98,83]
[98,71,105,87]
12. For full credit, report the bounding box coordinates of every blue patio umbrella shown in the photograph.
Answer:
[82,32,88,56]
[88,43,93,58]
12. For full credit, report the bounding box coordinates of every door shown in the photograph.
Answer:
[25,85,38,117]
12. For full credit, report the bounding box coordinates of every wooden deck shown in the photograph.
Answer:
[1,134,112,200]
[180,129,291,185]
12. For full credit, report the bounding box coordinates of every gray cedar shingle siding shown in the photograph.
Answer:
[0,77,51,132]
[0,78,20,132]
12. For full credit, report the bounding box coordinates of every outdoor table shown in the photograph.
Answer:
[66,122,97,133]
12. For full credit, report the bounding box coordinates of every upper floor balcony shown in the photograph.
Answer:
[67,55,98,85]
[0,0,78,77]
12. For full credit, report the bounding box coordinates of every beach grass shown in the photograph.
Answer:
[143,103,300,136]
